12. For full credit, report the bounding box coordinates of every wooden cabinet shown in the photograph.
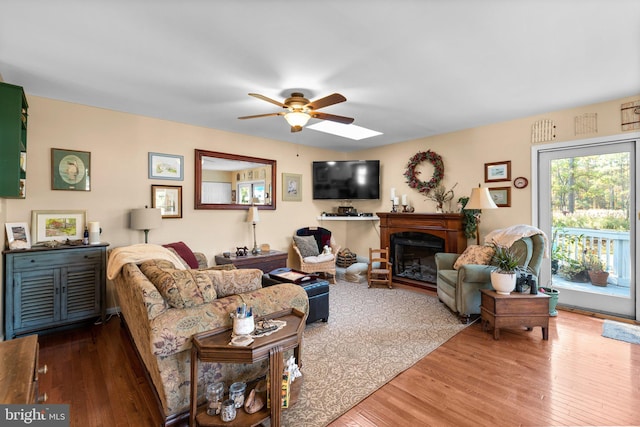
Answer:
[480,289,550,340]
[0,82,28,198]
[3,244,108,339]
[0,335,47,404]
[214,250,287,273]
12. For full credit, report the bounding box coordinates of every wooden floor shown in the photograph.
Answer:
[38,308,640,427]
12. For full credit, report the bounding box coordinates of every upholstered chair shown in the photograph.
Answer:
[435,234,545,323]
[292,227,340,283]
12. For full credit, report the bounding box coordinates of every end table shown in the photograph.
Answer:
[480,289,550,340]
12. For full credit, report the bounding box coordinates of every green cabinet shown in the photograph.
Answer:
[3,244,108,339]
[0,82,28,198]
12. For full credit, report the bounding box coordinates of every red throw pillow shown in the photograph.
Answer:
[163,241,199,269]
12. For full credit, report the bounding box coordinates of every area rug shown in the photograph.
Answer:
[281,280,469,427]
[602,319,640,345]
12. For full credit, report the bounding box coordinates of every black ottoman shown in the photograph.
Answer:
[264,268,330,324]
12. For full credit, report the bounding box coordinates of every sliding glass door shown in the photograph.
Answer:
[537,137,637,318]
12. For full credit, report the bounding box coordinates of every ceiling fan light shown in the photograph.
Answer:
[284,111,311,128]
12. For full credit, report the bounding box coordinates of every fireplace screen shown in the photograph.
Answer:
[391,232,445,284]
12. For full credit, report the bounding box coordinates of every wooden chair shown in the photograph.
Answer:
[292,227,340,284]
[368,247,392,288]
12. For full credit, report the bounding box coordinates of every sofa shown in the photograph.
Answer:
[109,243,309,425]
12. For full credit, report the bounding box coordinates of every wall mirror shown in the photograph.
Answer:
[195,149,276,210]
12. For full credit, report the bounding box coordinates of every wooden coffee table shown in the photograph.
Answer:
[480,289,550,340]
[189,308,307,427]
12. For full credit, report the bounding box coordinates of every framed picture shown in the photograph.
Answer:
[152,185,183,218]
[148,152,184,181]
[31,210,87,245]
[282,173,302,202]
[484,161,511,183]
[488,187,511,207]
[52,148,91,191]
[5,222,31,250]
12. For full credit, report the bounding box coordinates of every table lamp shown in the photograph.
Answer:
[464,185,498,245]
[246,206,261,255]
[130,206,162,243]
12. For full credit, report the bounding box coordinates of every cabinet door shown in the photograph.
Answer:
[61,263,101,320]
[13,268,60,332]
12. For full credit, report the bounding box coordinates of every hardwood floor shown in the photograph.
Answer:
[37,308,640,427]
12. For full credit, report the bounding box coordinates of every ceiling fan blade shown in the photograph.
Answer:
[306,93,346,110]
[248,93,287,108]
[311,112,355,124]
[238,112,283,120]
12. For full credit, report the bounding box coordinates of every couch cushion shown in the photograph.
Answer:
[206,268,263,298]
[293,235,320,257]
[162,241,199,269]
[453,245,495,270]
[140,259,216,308]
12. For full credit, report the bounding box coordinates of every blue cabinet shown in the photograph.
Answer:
[3,244,108,339]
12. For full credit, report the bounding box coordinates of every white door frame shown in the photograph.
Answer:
[531,131,640,321]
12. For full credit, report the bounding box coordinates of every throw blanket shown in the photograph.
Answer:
[107,243,187,280]
[484,224,550,258]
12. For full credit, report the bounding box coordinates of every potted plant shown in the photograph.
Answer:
[585,253,609,287]
[539,283,560,316]
[489,245,521,295]
[426,182,457,212]
[458,196,479,240]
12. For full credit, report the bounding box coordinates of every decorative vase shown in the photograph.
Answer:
[540,287,560,316]
[490,271,517,295]
[588,270,609,287]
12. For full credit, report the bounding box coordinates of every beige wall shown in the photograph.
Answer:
[2,93,639,334]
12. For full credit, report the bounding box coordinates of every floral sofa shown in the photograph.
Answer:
[110,244,309,425]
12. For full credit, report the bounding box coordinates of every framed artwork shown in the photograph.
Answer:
[152,185,183,218]
[484,161,511,183]
[5,222,31,250]
[148,152,184,181]
[488,187,511,207]
[282,173,302,202]
[51,148,91,191]
[31,210,87,245]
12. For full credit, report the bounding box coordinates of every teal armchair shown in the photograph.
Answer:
[435,234,545,323]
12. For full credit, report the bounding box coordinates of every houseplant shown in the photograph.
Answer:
[585,253,609,286]
[489,245,521,295]
[426,182,457,213]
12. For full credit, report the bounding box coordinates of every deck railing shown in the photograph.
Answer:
[553,227,630,287]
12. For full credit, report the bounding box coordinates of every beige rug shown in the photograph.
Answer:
[281,280,469,426]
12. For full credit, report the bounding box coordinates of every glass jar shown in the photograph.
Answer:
[206,382,224,416]
[220,399,236,422]
[229,381,246,408]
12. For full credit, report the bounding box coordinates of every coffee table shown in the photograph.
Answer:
[480,289,550,340]
[189,308,307,427]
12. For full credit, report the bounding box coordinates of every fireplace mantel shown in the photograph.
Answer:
[377,212,468,290]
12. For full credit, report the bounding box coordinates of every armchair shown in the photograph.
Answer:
[435,234,545,323]
[292,227,341,283]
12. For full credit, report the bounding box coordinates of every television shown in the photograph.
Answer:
[312,160,380,200]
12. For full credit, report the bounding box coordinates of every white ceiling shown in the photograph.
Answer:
[1,1,639,152]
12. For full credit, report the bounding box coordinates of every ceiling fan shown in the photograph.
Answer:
[238,92,354,132]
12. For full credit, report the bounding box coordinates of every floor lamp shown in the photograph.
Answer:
[464,185,498,245]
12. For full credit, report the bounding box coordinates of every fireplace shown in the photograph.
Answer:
[377,212,467,290]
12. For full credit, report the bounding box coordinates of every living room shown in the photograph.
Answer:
[1,1,640,426]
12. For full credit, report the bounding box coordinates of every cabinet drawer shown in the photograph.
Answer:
[13,249,102,269]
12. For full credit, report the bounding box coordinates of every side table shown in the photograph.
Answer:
[480,289,550,340]
[214,250,287,272]
[190,308,307,427]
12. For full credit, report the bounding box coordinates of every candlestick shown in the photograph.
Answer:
[393,197,399,205]
[401,194,407,205]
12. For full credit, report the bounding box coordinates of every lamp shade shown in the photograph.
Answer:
[246,206,260,223]
[284,111,311,128]
[465,187,498,210]
[130,207,162,230]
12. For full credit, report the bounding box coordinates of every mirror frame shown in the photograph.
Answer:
[195,149,277,210]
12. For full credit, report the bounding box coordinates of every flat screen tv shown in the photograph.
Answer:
[312,160,380,200]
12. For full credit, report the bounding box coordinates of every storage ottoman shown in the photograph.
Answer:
[265,268,330,324]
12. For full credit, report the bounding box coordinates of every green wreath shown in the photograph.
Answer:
[403,150,444,195]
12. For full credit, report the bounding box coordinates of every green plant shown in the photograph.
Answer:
[490,245,521,274]
[584,253,605,272]
[458,196,478,239]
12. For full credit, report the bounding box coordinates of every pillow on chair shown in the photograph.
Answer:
[453,245,495,270]
[293,235,320,257]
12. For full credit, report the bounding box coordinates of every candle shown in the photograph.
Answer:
[401,194,407,205]
[393,197,399,205]
[390,188,396,200]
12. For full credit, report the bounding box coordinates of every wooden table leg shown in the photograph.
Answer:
[542,327,548,340]
[269,345,284,427]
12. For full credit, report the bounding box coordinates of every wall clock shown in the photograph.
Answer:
[514,177,528,189]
